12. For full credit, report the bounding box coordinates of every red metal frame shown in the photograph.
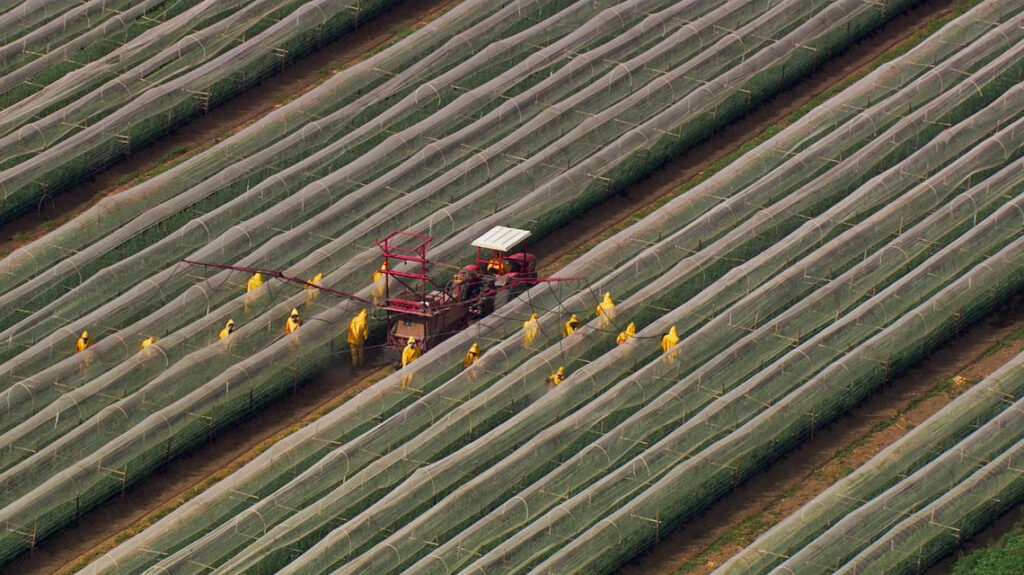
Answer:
[475,246,528,276]
[476,247,499,271]
[183,232,584,357]
[183,247,581,310]
[181,260,371,303]
[375,231,457,315]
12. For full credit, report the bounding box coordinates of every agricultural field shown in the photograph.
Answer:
[0,0,1021,574]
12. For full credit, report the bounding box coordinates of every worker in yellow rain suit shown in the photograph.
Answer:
[402,337,420,367]
[347,309,369,367]
[219,319,236,339]
[75,331,91,353]
[75,330,94,371]
[463,342,482,368]
[486,256,510,274]
[246,272,263,292]
[616,322,636,345]
[140,336,158,350]
[546,366,565,390]
[562,314,579,338]
[306,273,323,304]
[372,262,388,304]
[401,336,420,388]
[244,272,263,312]
[522,313,539,347]
[661,325,680,360]
[285,308,303,334]
[594,292,614,328]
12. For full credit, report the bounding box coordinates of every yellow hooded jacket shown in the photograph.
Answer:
[348,309,369,345]
[562,314,579,338]
[463,342,482,368]
[285,309,303,334]
[522,313,539,346]
[661,326,680,354]
[594,292,614,317]
[616,322,636,345]
[75,331,91,353]
[306,273,323,303]
[547,366,565,386]
[402,337,421,367]
[246,272,263,293]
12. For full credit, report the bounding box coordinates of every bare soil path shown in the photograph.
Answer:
[0,0,461,572]
[618,294,1024,575]
[1,0,995,574]
[539,0,957,273]
[0,358,391,575]
[600,3,1024,569]
[0,0,460,258]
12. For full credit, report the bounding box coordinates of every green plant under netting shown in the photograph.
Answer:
[0,0,204,106]
[953,519,1024,575]
[0,0,405,223]
[2,1,1024,574]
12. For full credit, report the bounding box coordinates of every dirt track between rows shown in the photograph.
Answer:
[619,294,1024,575]
[0,1,457,573]
[4,0,1017,573]
[539,0,959,274]
[0,0,459,258]
[604,1,1024,573]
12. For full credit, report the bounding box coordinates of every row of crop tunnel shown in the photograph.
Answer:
[0,0,402,221]
[1,0,1023,573]
[715,353,1024,573]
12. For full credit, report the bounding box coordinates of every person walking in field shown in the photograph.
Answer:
[661,325,680,360]
[306,273,323,304]
[348,309,369,367]
[616,322,636,345]
[401,336,420,388]
[285,308,303,334]
[219,319,236,340]
[372,262,388,304]
[522,313,539,347]
[464,342,482,368]
[547,366,565,390]
[246,272,263,292]
[402,337,420,367]
[75,330,95,370]
[595,292,614,328]
[244,272,264,312]
[75,331,91,353]
[562,314,580,338]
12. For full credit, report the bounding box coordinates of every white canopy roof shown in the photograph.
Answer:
[471,226,531,252]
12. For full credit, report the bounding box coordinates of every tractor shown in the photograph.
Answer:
[377,226,537,359]
[183,225,553,366]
